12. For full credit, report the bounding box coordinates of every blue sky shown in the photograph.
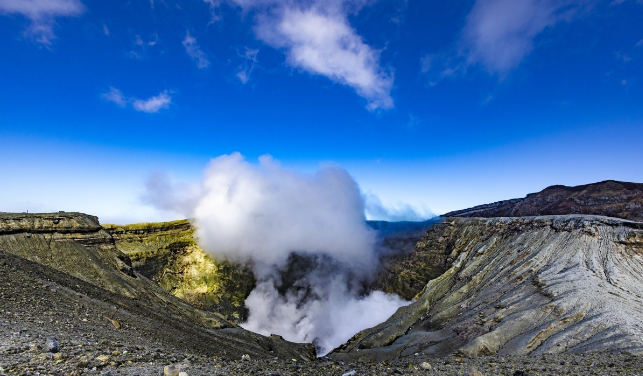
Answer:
[1,0,642,224]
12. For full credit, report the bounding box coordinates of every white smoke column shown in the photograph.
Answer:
[151,152,410,355]
[243,273,409,355]
[193,153,377,271]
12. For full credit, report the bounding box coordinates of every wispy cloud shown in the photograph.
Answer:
[637,39,643,47]
[182,32,211,69]
[210,0,394,110]
[136,34,158,47]
[202,0,223,23]
[0,0,84,45]
[101,87,127,107]
[130,34,158,59]
[132,91,172,113]
[236,48,259,84]
[102,88,172,113]
[462,0,580,75]
[364,193,433,222]
[422,0,593,81]
[615,51,632,63]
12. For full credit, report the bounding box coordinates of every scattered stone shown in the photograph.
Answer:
[96,355,110,364]
[341,371,356,376]
[178,372,188,376]
[46,337,59,353]
[420,361,433,370]
[164,364,181,376]
[77,356,89,368]
[465,366,484,376]
[111,320,121,329]
[241,354,251,361]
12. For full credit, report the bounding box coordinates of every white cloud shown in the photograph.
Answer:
[101,87,126,107]
[102,24,109,36]
[211,0,394,110]
[132,91,172,113]
[462,0,569,75]
[637,38,643,47]
[257,7,393,110]
[422,0,593,80]
[183,32,211,69]
[102,88,172,114]
[0,0,84,45]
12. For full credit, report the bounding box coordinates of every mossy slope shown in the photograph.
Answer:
[104,220,255,323]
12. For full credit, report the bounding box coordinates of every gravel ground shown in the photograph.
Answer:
[2,248,643,376]
[3,346,643,376]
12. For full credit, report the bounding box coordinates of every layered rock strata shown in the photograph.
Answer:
[333,215,643,361]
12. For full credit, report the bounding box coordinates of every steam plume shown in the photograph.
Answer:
[145,152,409,355]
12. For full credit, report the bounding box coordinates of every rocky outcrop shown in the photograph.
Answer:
[104,220,255,322]
[333,215,643,361]
[0,212,315,361]
[444,180,643,222]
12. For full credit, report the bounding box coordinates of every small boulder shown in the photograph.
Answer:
[45,337,59,353]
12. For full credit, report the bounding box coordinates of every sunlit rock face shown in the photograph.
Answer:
[334,215,643,361]
[104,220,255,323]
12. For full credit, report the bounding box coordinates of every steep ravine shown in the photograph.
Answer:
[332,215,643,361]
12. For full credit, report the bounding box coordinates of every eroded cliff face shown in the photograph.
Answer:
[104,220,255,323]
[0,212,315,361]
[333,215,643,361]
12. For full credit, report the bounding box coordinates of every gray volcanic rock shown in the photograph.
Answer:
[0,212,315,362]
[333,215,643,361]
[444,180,643,222]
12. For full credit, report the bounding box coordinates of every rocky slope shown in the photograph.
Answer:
[444,180,643,222]
[333,215,643,362]
[104,220,255,323]
[0,212,315,371]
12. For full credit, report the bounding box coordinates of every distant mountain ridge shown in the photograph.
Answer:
[444,180,643,222]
